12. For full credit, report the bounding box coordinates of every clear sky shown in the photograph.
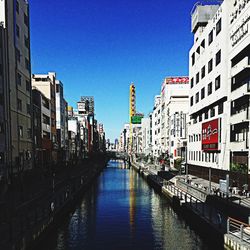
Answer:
[30,0,199,142]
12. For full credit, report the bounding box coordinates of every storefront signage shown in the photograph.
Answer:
[230,0,250,24]
[202,119,219,151]
[165,77,189,84]
[230,13,250,47]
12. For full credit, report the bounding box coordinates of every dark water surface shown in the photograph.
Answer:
[39,160,213,250]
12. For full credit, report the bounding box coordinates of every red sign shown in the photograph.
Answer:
[165,77,189,84]
[202,119,219,151]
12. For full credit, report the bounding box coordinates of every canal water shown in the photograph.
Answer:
[39,160,213,250]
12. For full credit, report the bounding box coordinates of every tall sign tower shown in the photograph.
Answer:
[129,84,136,153]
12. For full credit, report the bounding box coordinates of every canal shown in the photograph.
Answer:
[38,160,212,250]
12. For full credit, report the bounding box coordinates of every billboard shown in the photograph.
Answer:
[165,77,189,84]
[202,118,219,151]
[131,115,143,124]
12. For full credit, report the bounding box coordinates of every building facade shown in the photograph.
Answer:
[141,116,152,155]
[32,72,58,164]
[188,1,250,186]
[228,0,250,185]
[161,77,189,168]
[0,0,33,179]
[152,95,161,157]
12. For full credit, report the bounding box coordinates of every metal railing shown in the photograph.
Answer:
[227,217,250,244]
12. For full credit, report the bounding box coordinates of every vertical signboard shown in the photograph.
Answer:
[0,0,6,28]
[202,118,219,151]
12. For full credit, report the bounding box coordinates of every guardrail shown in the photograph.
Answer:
[176,179,208,202]
[163,181,206,213]
[227,217,250,244]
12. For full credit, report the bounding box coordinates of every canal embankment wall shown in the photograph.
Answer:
[130,160,224,247]
[0,155,109,250]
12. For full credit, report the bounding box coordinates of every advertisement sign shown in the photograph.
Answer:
[202,118,219,151]
[165,77,189,84]
[0,0,6,28]
[131,115,142,124]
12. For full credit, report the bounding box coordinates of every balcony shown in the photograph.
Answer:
[42,123,50,132]
[230,140,249,151]
[231,82,250,100]
[230,108,250,125]
[231,56,250,78]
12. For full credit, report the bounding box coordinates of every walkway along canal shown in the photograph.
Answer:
[37,160,219,250]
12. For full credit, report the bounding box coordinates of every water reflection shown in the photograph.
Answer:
[38,160,211,250]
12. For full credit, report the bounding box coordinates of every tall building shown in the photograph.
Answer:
[0,0,33,179]
[161,77,189,168]
[32,72,58,163]
[32,88,42,167]
[228,0,250,184]
[55,80,68,162]
[152,95,161,157]
[187,1,250,186]
[141,116,152,155]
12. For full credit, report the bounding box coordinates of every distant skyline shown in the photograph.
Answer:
[30,0,200,141]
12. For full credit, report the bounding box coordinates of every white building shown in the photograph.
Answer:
[141,115,152,155]
[228,0,250,181]
[32,73,58,163]
[187,1,250,186]
[161,77,189,168]
[152,95,161,157]
[55,80,66,149]
[119,123,130,152]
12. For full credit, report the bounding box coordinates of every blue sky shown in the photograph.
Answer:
[30,0,199,142]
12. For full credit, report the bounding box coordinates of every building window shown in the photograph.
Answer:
[25,58,30,71]
[27,128,32,139]
[216,50,221,66]
[16,48,21,62]
[24,35,29,49]
[199,114,202,122]
[196,72,200,84]
[26,80,30,92]
[210,107,215,117]
[27,103,31,114]
[196,46,200,55]
[16,1,19,14]
[17,73,22,86]
[208,82,212,95]
[201,66,205,79]
[201,87,205,99]
[218,102,223,114]
[19,126,23,137]
[16,25,20,38]
[201,39,205,49]
[216,19,221,35]
[24,13,29,27]
[0,123,4,133]
[215,75,221,90]
[17,98,22,111]
[191,77,194,88]
[208,30,213,45]
[205,110,208,119]
[195,92,199,103]
[0,153,4,164]
[190,96,193,106]
[208,59,213,73]
[192,52,195,66]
